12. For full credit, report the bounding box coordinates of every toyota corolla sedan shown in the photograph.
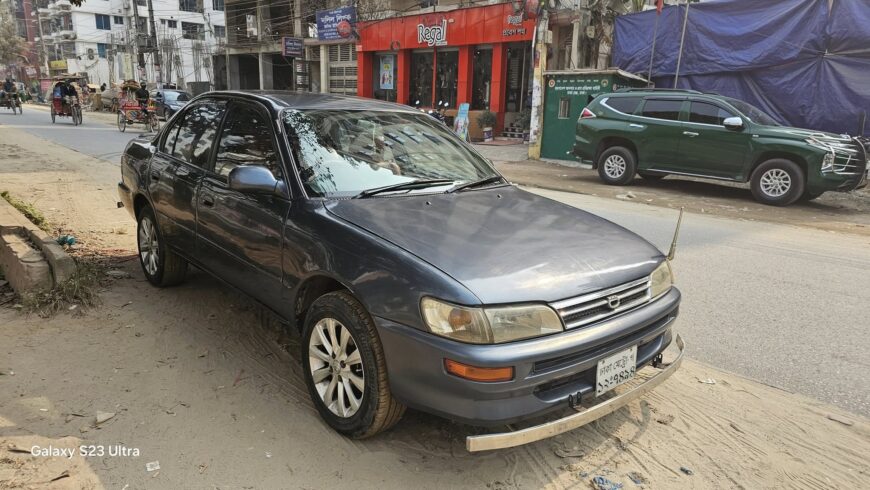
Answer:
[118,92,683,451]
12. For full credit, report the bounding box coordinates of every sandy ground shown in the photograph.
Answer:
[1,127,869,488]
[473,144,870,237]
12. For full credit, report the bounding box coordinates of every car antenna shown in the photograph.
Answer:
[667,207,684,261]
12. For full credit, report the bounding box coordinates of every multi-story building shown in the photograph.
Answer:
[1,0,42,85]
[34,0,225,90]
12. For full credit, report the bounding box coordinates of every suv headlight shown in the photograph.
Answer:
[649,260,674,299]
[421,298,564,344]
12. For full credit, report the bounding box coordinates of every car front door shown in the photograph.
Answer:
[196,101,291,313]
[147,99,226,254]
[678,99,751,179]
[631,98,687,172]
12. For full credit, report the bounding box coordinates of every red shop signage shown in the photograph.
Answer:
[357,3,536,51]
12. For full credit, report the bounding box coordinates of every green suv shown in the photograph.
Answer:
[573,89,868,206]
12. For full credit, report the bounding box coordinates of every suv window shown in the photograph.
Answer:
[689,101,735,125]
[641,99,682,121]
[604,96,642,115]
[214,103,281,180]
[171,101,227,167]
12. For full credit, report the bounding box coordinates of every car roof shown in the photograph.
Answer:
[205,90,419,113]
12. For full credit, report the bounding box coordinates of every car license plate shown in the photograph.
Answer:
[596,345,638,397]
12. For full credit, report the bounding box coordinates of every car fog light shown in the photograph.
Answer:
[444,359,514,382]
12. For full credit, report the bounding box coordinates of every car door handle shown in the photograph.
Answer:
[175,166,191,177]
[683,131,699,137]
[201,196,215,207]
[150,171,160,181]
[629,123,645,128]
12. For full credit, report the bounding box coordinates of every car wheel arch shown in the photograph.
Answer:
[749,152,807,182]
[133,193,151,219]
[596,136,638,169]
[293,273,356,333]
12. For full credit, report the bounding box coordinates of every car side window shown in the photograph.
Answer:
[214,104,282,180]
[689,101,735,126]
[160,114,183,154]
[171,100,227,167]
[641,99,682,121]
[604,96,642,115]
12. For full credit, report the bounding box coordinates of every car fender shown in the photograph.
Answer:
[282,200,482,332]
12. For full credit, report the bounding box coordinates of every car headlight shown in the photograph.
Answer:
[821,152,834,171]
[421,298,564,344]
[649,260,674,299]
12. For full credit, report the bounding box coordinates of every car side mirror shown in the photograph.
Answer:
[228,165,287,197]
[723,117,744,131]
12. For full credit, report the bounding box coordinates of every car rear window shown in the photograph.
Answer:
[641,99,682,121]
[604,96,642,115]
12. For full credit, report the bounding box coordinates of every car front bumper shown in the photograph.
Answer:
[374,287,680,429]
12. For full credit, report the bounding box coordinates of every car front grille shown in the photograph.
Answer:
[550,276,652,330]
[820,137,868,176]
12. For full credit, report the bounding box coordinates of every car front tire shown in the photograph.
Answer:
[750,159,805,206]
[136,205,188,287]
[597,146,637,185]
[302,291,405,439]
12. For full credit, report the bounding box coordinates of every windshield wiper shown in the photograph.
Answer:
[354,179,455,198]
[446,176,507,193]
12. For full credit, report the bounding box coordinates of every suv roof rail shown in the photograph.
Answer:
[615,88,703,94]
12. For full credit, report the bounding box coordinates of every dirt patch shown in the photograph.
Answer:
[494,158,870,237]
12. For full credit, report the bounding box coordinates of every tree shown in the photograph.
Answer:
[0,11,24,66]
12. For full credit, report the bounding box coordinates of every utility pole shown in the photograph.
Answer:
[33,9,51,77]
[528,9,549,159]
[674,0,690,88]
[132,0,146,80]
[146,0,160,85]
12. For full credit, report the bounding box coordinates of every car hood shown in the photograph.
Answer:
[764,125,854,143]
[324,186,664,304]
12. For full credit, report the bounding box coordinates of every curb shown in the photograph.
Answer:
[0,198,75,293]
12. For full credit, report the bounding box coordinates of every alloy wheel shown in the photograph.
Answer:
[138,215,159,276]
[603,154,627,179]
[760,168,791,197]
[308,317,365,418]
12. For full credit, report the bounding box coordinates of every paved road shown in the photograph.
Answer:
[0,103,152,164]
[2,106,868,416]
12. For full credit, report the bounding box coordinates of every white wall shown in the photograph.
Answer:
[54,0,225,87]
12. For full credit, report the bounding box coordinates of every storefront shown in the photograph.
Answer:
[356,3,536,137]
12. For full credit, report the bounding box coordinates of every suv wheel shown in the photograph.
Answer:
[750,159,805,206]
[302,291,405,439]
[597,146,637,185]
[137,205,188,286]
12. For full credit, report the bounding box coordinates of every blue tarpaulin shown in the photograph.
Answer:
[612,0,870,136]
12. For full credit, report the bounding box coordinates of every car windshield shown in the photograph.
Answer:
[165,91,191,102]
[725,98,780,126]
[283,110,500,198]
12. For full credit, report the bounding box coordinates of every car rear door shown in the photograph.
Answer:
[678,99,751,179]
[196,100,291,313]
[147,99,226,255]
[631,97,688,172]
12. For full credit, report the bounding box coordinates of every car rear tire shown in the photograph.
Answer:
[597,146,637,185]
[302,291,405,439]
[136,205,188,287]
[750,159,805,206]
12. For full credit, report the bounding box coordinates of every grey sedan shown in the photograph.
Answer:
[117,91,682,450]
